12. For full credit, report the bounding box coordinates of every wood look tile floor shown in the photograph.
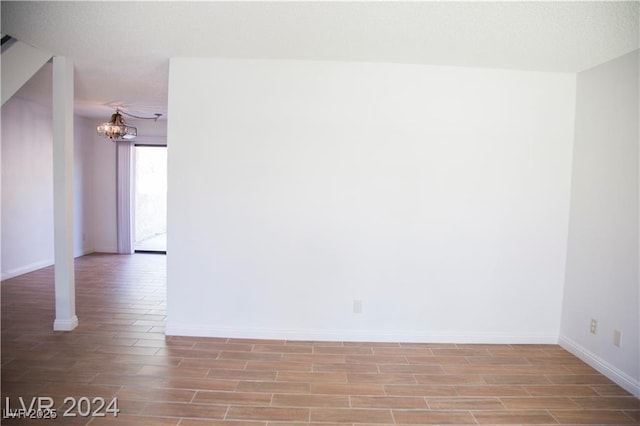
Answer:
[2,253,638,425]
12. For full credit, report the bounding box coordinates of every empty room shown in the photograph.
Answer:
[1,1,639,425]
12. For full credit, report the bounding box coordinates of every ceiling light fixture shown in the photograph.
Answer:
[96,109,162,141]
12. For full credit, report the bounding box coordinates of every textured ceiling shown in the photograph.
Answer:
[2,1,639,119]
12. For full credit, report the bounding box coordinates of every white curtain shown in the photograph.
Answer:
[116,141,134,254]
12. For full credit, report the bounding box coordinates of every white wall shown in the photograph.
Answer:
[133,119,168,146]
[167,58,576,342]
[74,115,95,256]
[1,95,96,279]
[560,50,639,396]
[90,124,118,253]
[1,97,55,278]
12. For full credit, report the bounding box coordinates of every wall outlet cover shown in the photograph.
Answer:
[614,330,622,347]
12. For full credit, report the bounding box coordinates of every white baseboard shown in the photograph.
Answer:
[53,315,78,331]
[1,258,54,281]
[1,250,98,281]
[165,323,558,345]
[559,335,640,397]
[74,248,95,257]
[92,246,118,254]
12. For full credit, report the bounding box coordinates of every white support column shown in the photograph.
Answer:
[52,56,77,331]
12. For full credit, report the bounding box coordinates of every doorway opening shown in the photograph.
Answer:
[134,145,167,253]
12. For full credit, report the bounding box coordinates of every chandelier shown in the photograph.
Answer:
[97,109,162,141]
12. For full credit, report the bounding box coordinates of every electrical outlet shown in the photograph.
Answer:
[614,330,622,347]
[590,319,597,334]
[353,300,362,314]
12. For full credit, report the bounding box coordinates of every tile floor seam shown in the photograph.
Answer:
[222,404,230,420]
[545,408,562,424]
